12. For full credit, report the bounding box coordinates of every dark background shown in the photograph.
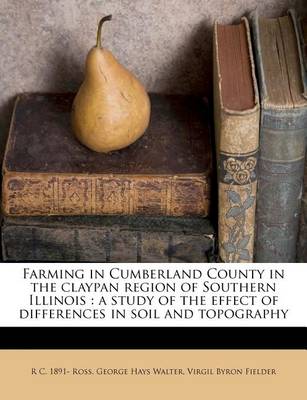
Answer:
[1,327,306,349]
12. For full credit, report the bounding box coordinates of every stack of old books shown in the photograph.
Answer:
[1,93,215,262]
[214,9,307,263]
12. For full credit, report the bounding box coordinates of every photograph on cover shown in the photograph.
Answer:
[0,0,306,263]
[0,0,306,399]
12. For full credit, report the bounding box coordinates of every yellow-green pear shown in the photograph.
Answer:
[71,15,151,153]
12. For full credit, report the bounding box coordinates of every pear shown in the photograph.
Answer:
[71,15,151,153]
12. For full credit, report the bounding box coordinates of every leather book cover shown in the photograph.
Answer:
[251,9,307,262]
[2,93,211,217]
[297,16,307,262]
[297,154,307,262]
[213,17,260,263]
[298,15,307,85]
[2,215,215,262]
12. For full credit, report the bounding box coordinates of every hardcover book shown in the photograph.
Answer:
[251,10,307,262]
[213,17,259,262]
[297,157,307,262]
[1,215,215,262]
[298,16,307,63]
[2,93,211,217]
[298,16,307,262]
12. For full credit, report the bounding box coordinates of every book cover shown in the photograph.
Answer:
[251,9,307,262]
[297,16,307,262]
[2,93,212,218]
[0,2,306,400]
[297,157,307,261]
[2,215,215,262]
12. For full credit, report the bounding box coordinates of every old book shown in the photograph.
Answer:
[251,10,307,262]
[297,156,307,261]
[298,15,307,64]
[2,93,211,217]
[1,215,215,262]
[297,16,307,262]
[213,17,259,262]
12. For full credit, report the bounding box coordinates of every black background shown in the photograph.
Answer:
[0,327,306,349]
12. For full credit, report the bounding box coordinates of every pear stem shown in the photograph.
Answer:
[96,15,112,48]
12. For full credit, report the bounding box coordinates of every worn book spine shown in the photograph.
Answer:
[297,155,307,262]
[255,111,306,263]
[213,18,260,263]
[2,172,210,217]
[252,10,307,262]
[1,216,216,262]
[297,16,307,262]
[298,16,307,73]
